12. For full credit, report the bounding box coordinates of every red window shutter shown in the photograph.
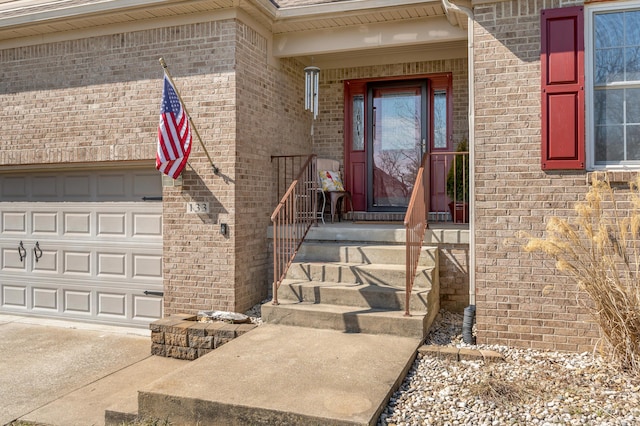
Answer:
[541,6,585,170]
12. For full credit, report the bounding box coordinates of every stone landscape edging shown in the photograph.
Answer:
[150,313,257,360]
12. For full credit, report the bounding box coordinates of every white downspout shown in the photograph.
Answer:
[441,0,475,306]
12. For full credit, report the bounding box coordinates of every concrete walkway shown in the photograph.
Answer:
[1,313,424,426]
[136,324,422,426]
[0,314,187,426]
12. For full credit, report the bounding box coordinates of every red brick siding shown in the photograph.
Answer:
[473,0,602,351]
[234,22,312,312]
[0,18,311,316]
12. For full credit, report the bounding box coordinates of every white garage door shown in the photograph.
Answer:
[0,169,163,327]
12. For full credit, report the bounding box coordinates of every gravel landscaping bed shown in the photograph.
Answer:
[379,310,640,426]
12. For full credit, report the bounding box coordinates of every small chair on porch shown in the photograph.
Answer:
[316,158,353,223]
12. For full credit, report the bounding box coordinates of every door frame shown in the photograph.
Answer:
[344,73,453,212]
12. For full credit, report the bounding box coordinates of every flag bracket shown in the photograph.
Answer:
[159,57,219,175]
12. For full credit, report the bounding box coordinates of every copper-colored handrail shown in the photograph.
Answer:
[403,152,430,317]
[271,154,317,305]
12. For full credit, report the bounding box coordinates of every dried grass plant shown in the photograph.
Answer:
[524,173,640,375]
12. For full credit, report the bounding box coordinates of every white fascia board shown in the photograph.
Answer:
[273,15,466,58]
[0,0,187,27]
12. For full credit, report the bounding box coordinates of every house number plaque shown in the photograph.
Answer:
[187,202,209,214]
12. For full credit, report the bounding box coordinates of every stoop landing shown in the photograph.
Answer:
[137,324,421,426]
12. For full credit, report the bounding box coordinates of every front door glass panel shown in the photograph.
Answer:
[370,85,425,209]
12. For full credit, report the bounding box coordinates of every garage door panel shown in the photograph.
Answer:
[64,212,91,235]
[2,212,26,233]
[98,213,126,236]
[32,176,58,198]
[98,292,126,316]
[133,173,162,197]
[33,250,57,272]
[2,247,26,270]
[0,168,162,327]
[133,213,162,237]
[133,255,162,278]
[64,290,91,314]
[64,251,91,274]
[63,175,91,197]
[33,212,58,234]
[98,174,126,197]
[98,253,126,276]
[133,295,163,320]
[2,177,26,198]
[2,285,27,308]
[33,287,58,310]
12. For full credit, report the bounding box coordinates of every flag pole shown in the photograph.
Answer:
[159,57,219,175]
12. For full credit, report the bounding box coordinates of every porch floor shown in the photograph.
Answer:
[303,220,469,245]
[267,220,468,245]
[133,324,420,425]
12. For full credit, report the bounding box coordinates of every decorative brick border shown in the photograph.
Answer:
[418,345,504,363]
[150,314,257,360]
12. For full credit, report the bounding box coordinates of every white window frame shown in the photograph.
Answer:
[585,1,640,170]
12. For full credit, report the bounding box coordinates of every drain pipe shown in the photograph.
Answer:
[441,0,476,344]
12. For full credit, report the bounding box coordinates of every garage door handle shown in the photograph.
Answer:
[18,241,27,262]
[34,241,43,262]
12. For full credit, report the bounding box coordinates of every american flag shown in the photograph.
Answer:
[156,74,192,179]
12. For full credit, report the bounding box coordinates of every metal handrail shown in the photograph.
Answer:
[431,150,469,223]
[271,154,317,305]
[271,154,310,204]
[403,152,429,317]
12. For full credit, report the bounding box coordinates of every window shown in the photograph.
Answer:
[433,90,447,149]
[587,2,640,168]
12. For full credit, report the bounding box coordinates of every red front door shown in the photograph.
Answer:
[344,75,452,213]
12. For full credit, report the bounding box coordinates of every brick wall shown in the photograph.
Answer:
[439,245,469,313]
[1,20,239,316]
[0,18,307,316]
[0,10,471,324]
[234,22,312,312]
[161,21,240,315]
[473,0,601,351]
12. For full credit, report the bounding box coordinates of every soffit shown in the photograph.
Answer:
[303,39,468,69]
[271,1,456,35]
[0,0,467,44]
[0,0,237,40]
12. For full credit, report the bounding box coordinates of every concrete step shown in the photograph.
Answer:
[285,261,435,288]
[137,324,422,426]
[261,302,434,339]
[276,280,434,312]
[291,223,469,245]
[295,242,437,267]
[304,223,407,243]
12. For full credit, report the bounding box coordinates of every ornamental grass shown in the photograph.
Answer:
[524,173,640,375]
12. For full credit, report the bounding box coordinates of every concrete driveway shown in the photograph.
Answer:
[0,314,187,426]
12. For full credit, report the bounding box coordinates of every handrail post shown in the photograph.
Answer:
[272,219,279,306]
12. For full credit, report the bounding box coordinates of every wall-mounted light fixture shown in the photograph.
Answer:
[304,66,320,120]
